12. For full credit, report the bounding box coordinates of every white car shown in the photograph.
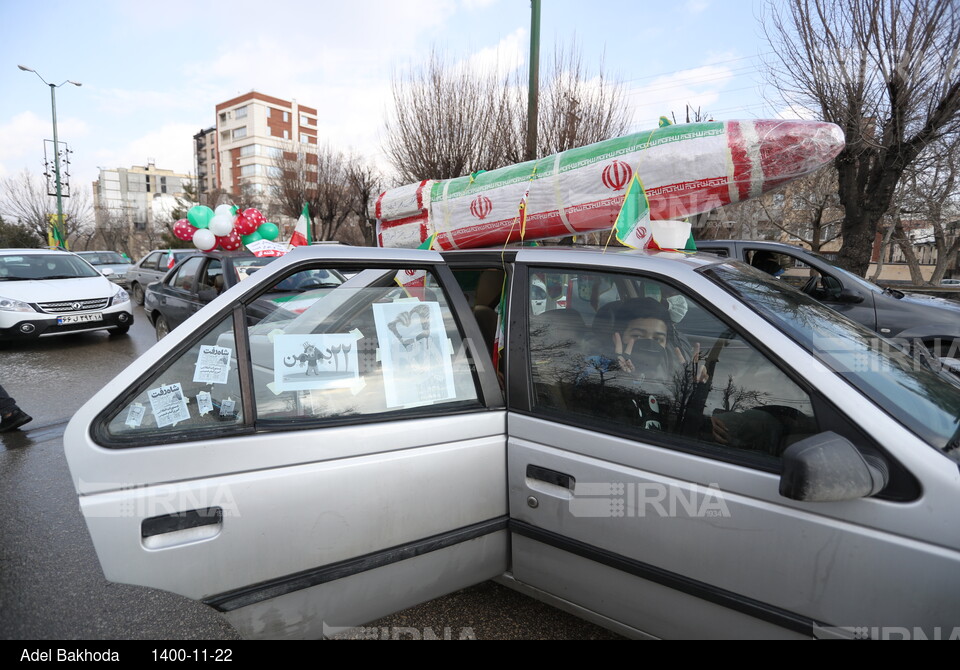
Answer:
[0,249,133,340]
[64,246,960,639]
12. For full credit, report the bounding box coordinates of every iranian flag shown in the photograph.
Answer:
[289,204,311,248]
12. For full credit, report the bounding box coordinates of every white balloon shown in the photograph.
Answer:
[214,204,234,217]
[209,213,235,237]
[193,228,217,251]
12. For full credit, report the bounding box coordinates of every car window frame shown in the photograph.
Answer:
[508,258,916,497]
[91,257,503,449]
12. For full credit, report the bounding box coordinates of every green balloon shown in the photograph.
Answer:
[187,205,214,229]
[258,222,280,241]
[241,232,262,245]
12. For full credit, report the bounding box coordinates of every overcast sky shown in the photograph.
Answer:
[1,0,786,193]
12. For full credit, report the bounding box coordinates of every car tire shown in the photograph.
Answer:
[155,315,170,341]
[131,283,145,306]
[110,325,130,337]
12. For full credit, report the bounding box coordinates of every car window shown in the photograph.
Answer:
[141,253,160,270]
[170,257,205,293]
[102,315,245,441]
[246,265,483,422]
[526,268,819,466]
[201,260,223,296]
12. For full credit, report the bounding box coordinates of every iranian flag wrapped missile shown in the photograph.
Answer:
[374,119,845,250]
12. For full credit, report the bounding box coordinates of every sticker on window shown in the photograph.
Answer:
[273,334,360,392]
[193,345,233,385]
[197,391,214,415]
[373,302,456,408]
[148,383,191,428]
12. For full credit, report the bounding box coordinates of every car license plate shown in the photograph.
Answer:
[58,313,103,325]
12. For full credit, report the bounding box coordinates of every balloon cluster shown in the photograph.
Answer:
[173,205,281,252]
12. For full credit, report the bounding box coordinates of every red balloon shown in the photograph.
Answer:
[243,208,266,227]
[173,219,195,241]
[234,213,258,235]
[218,231,243,251]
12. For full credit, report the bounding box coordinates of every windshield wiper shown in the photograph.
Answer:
[0,277,33,281]
[40,275,84,280]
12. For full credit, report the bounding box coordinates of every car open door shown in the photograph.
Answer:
[64,246,507,639]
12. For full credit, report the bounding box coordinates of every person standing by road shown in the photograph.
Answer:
[0,383,31,432]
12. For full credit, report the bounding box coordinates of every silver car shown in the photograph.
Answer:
[64,246,960,639]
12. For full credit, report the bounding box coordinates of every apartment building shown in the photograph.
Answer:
[92,160,193,256]
[211,91,318,202]
[194,126,217,205]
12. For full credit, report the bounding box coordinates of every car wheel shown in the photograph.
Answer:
[155,315,170,340]
[131,283,145,306]
[110,325,130,337]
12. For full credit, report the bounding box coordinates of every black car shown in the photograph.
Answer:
[144,251,343,339]
[696,240,960,362]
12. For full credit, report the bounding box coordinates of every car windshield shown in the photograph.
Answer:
[0,254,102,281]
[79,252,127,265]
[705,261,960,459]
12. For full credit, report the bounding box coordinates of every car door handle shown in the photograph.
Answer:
[526,464,575,490]
[141,507,223,549]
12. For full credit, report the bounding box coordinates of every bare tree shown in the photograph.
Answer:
[269,142,356,242]
[0,169,93,246]
[507,44,633,163]
[346,158,382,247]
[90,205,135,256]
[886,134,960,283]
[763,0,960,276]
[270,143,319,222]
[384,50,515,182]
[383,43,632,184]
[313,145,354,242]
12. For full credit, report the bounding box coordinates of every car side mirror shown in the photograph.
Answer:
[779,432,888,502]
[836,288,864,304]
[101,268,114,277]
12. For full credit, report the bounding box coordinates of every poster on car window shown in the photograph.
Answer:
[273,334,360,392]
[193,345,233,385]
[373,301,456,408]
[147,382,190,428]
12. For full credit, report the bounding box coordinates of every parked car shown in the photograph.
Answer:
[144,250,343,339]
[74,250,133,287]
[941,278,960,287]
[0,248,132,340]
[125,249,197,305]
[696,240,960,362]
[64,245,960,639]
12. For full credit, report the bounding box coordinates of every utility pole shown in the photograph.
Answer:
[18,65,81,249]
[524,0,541,162]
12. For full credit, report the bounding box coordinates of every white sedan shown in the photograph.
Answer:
[64,245,960,639]
[0,248,133,341]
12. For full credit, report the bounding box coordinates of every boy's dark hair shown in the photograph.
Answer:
[614,298,672,332]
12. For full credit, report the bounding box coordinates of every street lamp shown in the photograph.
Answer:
[18,65,82,249]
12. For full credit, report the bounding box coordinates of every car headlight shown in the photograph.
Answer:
[0,295,36,313]
[112,287,130,306]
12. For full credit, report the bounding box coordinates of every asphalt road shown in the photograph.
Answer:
[0,304,621,640]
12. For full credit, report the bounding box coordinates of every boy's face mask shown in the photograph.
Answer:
[666,295,688,322]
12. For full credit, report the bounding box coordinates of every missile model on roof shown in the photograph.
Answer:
[373,119,845,250]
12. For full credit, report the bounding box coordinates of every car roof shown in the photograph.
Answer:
[442,245,727,271]
[696,239,812,253]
